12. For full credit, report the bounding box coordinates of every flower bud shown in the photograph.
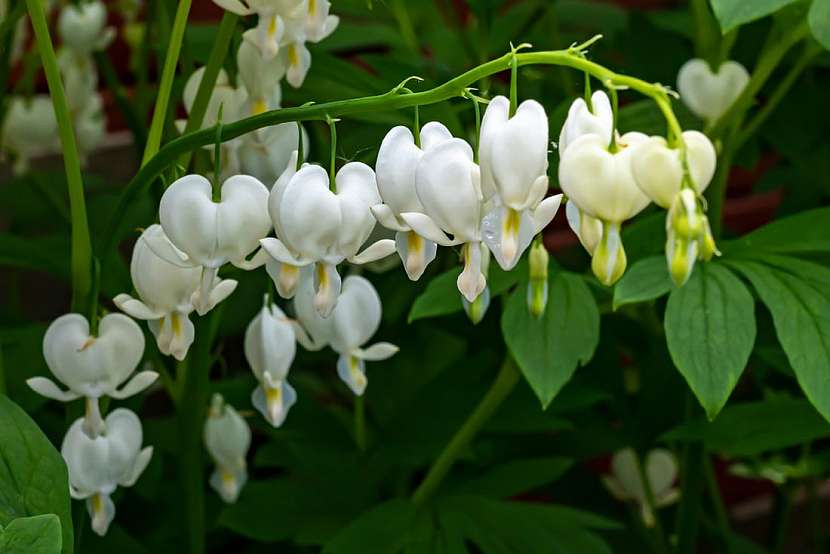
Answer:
[204,394,251,504]
[527,240,549,318]
[668,188,703,240]
[667,234,699,287]
[591,223,627,286]
[463,286,490,325]
[698,216,720,261]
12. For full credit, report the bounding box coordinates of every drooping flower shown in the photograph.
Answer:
[1,95,59,174]
[677,59,749,122]
[304,0,339,43]
[159,174,272,315]
[462,243,491,325]
[372,122,455,280]
[478,96,562,270]
[558,132,650,285]
[115,225,237,360]
[527,239,549,318]
[244,301,297,427]
[631,130,716,209]
[565,200,603,255]
[260,159,395,316]
[57,0,115,55]
[602,447,680,527]
[204,394,251,503]
[62,408,153,536]
[665,188,718,286]
[28,313,155,437]
[212,0,305,60]
[400,137,488,302]
[557,91,613,154]
[293,274,398,395]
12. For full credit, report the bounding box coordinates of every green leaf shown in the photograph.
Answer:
[663,398,830,456]
[0,396,73,554]
[709,0,800,32]
[451,457,573,498]
[729,258,830,422]
[408,262,524,323]
[502,272,600,408]
[322,499,422,554]
[664,264,756,419]
[809,0,830,50]
[613,256,672,310]
[0,514,62,554]
[721,206,830,255]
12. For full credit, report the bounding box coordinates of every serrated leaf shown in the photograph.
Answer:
[721,206,830,255]
[729,258,830,422]
[502,272,600,408]
[663,398,830,456]
[0,514,62,554]
[0,396,73,554]
[664,264,756,419]
[709,0,800,32]
[809,0,830,50]
[451,457,572,498]
[322,499,422,554]
[613,256,672,310]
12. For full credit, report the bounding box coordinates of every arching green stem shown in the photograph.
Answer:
[26,0,93,314]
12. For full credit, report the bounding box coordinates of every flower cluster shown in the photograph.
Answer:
[559,88,717,286]
[212,0,338,87]
[1,0,112,172]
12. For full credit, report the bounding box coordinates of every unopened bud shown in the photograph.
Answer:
[667,234,698,286]
[698,216,720,261]
[591,222,627,286]
[527,240,549,318]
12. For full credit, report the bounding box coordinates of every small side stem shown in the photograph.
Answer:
[327,116,337,188]
[26,0,93,313]
[411,357,519,504]
[142,0,193,166]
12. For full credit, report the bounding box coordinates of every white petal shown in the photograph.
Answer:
[371,203,410,232]
[349,239,396,265]
[677,58,749,122]
[312,262,342,318]
[481,205,535,271]
[336,355,368,396]
[259,237,308,265]
[88,493,116,536]
[26,377,81,401]
[110,371,158,399]
[395,230,437,281]
[113,294,165,320]
[212,0,254,15]
[399,212,456,246]
[354,342,399,361]
[251,379,297,428]
[328,275,382,354]
[120,446,153,487]
[532,194,563,234]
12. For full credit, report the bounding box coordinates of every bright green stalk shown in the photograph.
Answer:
[26,0,92,313]
[101,38,684,259]
[327,116,338,188]
[177,11,238,171]
[142,0,193,166]
[411,357,520,504]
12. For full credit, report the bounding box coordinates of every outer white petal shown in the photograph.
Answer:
[312,262,342,317]
[558,91,613,153]
[349,239,396,265]
[328,275,382,354]
[566,201,602,254]
[336,355,368,396]
[645,448,678,496]
[292,272,333,350]
[244,303,296,383]
[212,0,255,15]
[481,205,535,271]
[120,446,153,487]
[110,371,159,399]
[251,376,296,428]
[113,294,164,320]
[334,162,381,260]
[285,42,311,88]
[279,165,343,261]
[395,230,438,281]
[354,342,399,361]
[26,377,81,401]
[371,203,410,232]
[88,494,116,536]
[398,212,457,246]
[532,193,563,234]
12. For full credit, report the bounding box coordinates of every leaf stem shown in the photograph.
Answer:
[327,115,337,189]
[26,0,93,313]
[411,357,519,504]
[142,0,192,166]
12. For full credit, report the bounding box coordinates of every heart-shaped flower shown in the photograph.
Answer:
[372,122,454,280]
[401,137,488,301]
[631,130,717,209]
[294,274,397,395]
[204,394,251,503]
[29,314,155,437]
[677,58,749,122]
[213,0,305,60]
[558,91,613,154]
[602,447,679,528]
[159,174,272,314]
[478,96,562,270]
[244,301,297,427]
[260,159,394,316]
[1,95,59,174]
[57,0,115,54]
[115,225,237,360]
[62,408,153,536]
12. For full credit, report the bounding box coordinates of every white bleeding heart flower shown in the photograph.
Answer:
[559,132,649,286]
[260,159,395,316]
[244,301,297,427]
[57,0,114,54]
[237,40,285,112]
[214,0,305,60]
[400,138,488,302]
[631,130,717,209]
[372,122,455,280]
[305,0,339,43]
[28,313,154,438]
[281,40,312,88]
[294,274,397,395]
[558,90,613,154]
[73,92,106,165]
[204,394,251,503]
[62,408,153,536]
[565,200,603,255]
[1,95,59,174]
[677,59,749,122]
[159,174,272,315]
[478,96,562,270]
[291,267,332,351]
[114,225,237,361]
[602,448,680,528]
[177,67,248,134]
[57,48,98,114]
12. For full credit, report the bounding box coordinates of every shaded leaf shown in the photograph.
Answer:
[0,514,62,554]
[613,256,672,310]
